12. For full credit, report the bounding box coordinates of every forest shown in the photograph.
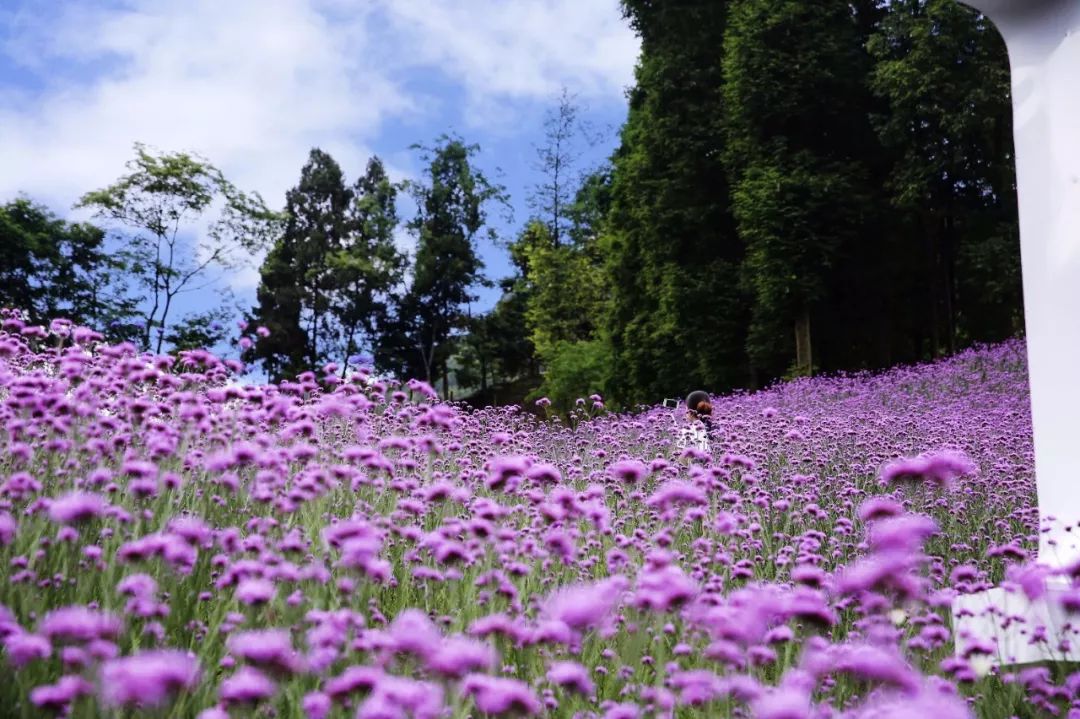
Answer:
[0,0,1021,413]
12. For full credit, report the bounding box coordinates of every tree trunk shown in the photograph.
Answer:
[794,308,812,376]
[156,287,176,356]
[943,208,958,355]
[877,315,892,369]
[925,219,942,359]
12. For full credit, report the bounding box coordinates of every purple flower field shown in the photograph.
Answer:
[0,315,1071,718]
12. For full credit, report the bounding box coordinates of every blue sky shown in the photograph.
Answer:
[0,0,638,328]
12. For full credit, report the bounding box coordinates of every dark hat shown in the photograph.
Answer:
[685,390,710,412]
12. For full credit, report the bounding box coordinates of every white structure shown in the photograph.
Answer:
[951,0,1080,665]
[678,422,710,454]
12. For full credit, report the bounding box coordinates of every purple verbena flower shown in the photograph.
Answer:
[544,576,628,634]
[99,650,201,708]
[426,635,497,679]
[235,578,276,606]
[227,629,304,674]
[324,665,383,700]
[219,666,276,707]
[461,674,542,716]
[30,675,93,712]
[48,491,108,524]
[547,660,595,696]
[608,459,648,484]
[303,690,332,719]
[880,451,975,488]
[40,606,122,644]
[4,632,51,667]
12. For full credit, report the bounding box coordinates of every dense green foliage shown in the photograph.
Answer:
[724,0,877,379]
[594,0,1019,404]
[868,0,1021,351]
[249,152,403,382]
[0,199,139,340]
[375,136,507,396]
[603,0,747,407]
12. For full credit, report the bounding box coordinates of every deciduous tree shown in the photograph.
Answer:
[78,143,279,354]
[0,198,138,339]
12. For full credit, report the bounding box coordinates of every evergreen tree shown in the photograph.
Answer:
[252,151,406,381]
[723,0,877,378]
[250,235,309,381]
[378,136,505,394]
[330,157,405,372]
[288,149,354,370]
[605,0,748,406]
[869,0,1019,355]
[250,149,348,380]
[587,0,1019,402]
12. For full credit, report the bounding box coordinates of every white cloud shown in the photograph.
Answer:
[0,0,403,213]
[377,0,637,95]
[0,0,638,293]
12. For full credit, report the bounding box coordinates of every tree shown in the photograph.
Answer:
[529,88,600,247]
[450,310,497,396]
[249,231,310,381]
[605,0,749,406]
[565,166,614,249]
[530,339,612,415]
[251,150,406,382]
[329,157,405,372]
[723,0,877,378]
[484,290,535,382]
[0,198,139,338]
[591,0,1020,402]
[869,0,1019,355]
[493,166,611,399]
[519,221,605,364]
[378,136,506,394]
[163,305,235,353]
[78,143,279,354]
[287,149,353,371]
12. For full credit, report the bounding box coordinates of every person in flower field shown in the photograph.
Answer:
[677,390,712,452]
[685,390,713,432]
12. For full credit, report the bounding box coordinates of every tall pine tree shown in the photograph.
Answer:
[604,0,748,406]
[869,0,1019,356]
[252,151,406,381]
[377,136,505,394]
[329,157,405,372]
[250,235,309,381]
[723,0,878,379]
[251,149,351,380]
